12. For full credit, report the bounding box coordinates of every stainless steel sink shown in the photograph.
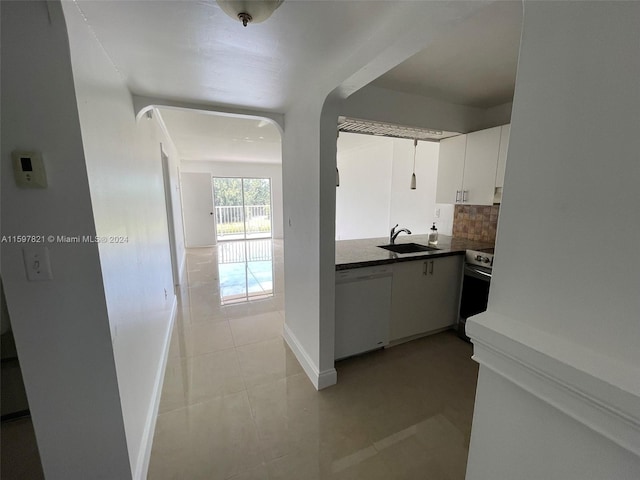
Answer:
[378,243,439,254]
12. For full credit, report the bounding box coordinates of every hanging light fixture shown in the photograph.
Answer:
[336,130,340,187]
[410,138,417,190]
[216,0,284,27]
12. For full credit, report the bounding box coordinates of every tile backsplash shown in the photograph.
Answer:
[453,205,499,243]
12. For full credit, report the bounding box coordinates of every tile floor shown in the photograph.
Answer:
[147,239,479,480]
[0,416,44,479]
[0,239,478,479]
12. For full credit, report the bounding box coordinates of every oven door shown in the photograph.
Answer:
[458,264,492,341]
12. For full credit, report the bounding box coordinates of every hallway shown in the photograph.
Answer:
[148,239,478,480]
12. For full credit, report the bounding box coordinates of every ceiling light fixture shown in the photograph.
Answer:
[410,139,417,190]
[216,0,284,27]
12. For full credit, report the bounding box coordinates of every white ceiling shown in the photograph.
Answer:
[71,0,523,162]
[158,108,281,163]
[73,0,402,112]
[372,1,522,108]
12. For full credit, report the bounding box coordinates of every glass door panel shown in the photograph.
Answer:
[213,177,245,241]
[213,177,272,241]
[242,178,272,239]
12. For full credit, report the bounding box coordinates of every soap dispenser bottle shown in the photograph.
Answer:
[428,222,438,246]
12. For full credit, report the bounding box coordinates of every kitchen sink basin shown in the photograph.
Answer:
[378,243,439,254]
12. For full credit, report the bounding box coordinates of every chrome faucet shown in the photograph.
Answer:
[390,224,412,244]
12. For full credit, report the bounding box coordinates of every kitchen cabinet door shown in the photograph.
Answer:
[389,255,463,342]
[423,255,464,332]
[435,134,466,204]
[462,126,501,205]
[495,124,510,189]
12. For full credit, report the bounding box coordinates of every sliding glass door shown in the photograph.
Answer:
[213,177,272,241]
[242,178,272,239]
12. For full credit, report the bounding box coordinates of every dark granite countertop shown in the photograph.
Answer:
[335,234,494,270]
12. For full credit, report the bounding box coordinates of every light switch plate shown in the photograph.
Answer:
[22,246,53,281]
[12,151,48,188]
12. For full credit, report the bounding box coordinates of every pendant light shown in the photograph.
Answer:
[410,138,417,190]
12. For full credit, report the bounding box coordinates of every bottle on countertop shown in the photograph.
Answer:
[428,222,438,246]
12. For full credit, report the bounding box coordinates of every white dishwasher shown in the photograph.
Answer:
[335,265,392,360]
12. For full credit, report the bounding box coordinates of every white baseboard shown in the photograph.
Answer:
[283,323,337,390]
[133,295,177,480]
[317,367,338,390]
[386,325,454,348]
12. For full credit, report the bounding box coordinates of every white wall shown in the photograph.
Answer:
[335,134,440,240]
[181,160,284,239]
[388,139,439,236]
[342,85,481,134]
[282,1,493,390]
[466,1,640,477]
[434,204,455,236]
[62,3,180,477]
[488,0,640,369]
[342,85,501,134]
[482,101,513,129]
[0,1,131,478]
[281,99,328,388]
[468,367,640,480]
[336,135,393,240]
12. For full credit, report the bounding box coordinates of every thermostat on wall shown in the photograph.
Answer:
[12,151,47,188]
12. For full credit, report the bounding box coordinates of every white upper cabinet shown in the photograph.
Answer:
[435,134,466,204]
[436,124,510,206]
[495,124,510,189]
[463,126,501,205]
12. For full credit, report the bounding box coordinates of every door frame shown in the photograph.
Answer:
[160,144,180,288]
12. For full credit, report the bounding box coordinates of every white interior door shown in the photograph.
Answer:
[181,172,216,247]
[161,146,179,287]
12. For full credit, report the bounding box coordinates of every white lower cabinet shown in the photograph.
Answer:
[389,255,463,343]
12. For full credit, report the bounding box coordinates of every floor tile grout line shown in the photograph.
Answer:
[244,381,274,469]
[157,386,250,417]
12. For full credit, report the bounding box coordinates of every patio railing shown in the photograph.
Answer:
[217,238,273,264]
[215,205,271,237]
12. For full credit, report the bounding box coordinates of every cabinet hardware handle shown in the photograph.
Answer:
[463,190,469,202]
[429,261,434,275]
[423,261,428,276]
[455,190,461,203]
